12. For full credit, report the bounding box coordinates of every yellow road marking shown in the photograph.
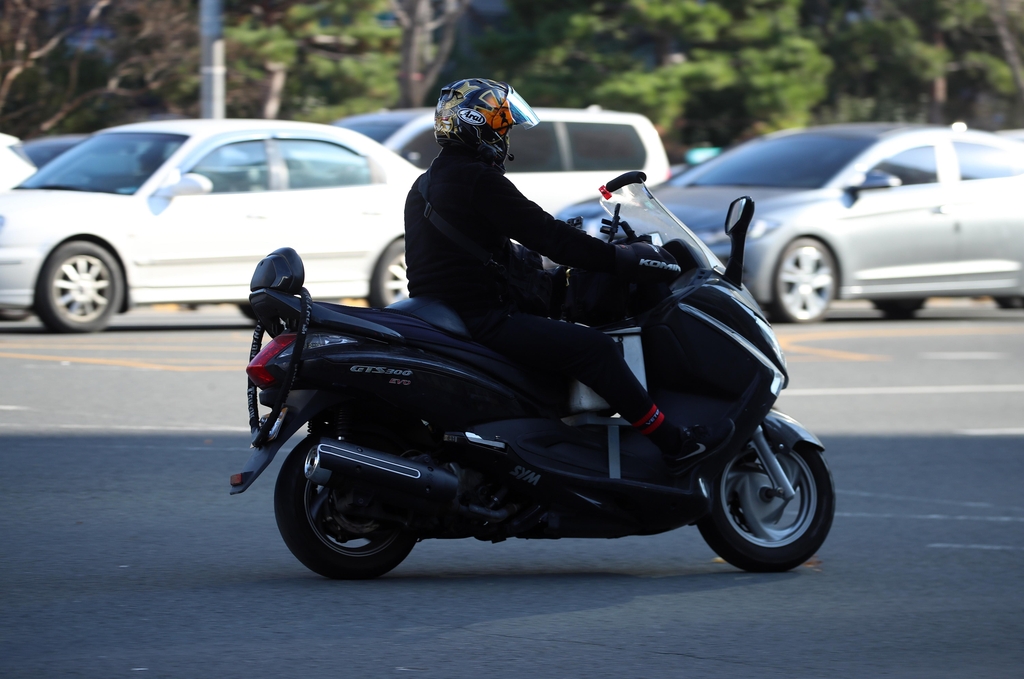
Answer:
[0,343,243,353]
[777,324,1024,362]
[0,351,239,372]
[776,325,1024,342]
[781,344,888,362]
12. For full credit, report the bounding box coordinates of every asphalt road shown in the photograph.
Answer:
[1,300,1022,678]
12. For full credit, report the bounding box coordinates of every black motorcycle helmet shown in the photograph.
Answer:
[433,78,540,169]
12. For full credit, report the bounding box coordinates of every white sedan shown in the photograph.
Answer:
[0,119,419,332]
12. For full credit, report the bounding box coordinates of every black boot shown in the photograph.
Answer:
[662,418,735,476]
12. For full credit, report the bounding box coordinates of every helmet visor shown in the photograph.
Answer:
[506,87,540,130]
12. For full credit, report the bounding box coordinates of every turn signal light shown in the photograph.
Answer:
[246,333,296,387]
[230,473,244,486]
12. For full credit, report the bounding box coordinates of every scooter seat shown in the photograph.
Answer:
[318,301,569,413]
[386,296,471,339]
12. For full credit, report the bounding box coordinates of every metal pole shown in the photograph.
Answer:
[200,0,225,119]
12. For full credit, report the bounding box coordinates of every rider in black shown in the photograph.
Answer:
[403,78,733,475]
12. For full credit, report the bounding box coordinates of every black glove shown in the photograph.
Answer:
[614,242,681,283]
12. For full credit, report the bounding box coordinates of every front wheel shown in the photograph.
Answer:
[769,238,836,324]
[698,445,834,572]
[35,241,124,333]
[274,436,417,579]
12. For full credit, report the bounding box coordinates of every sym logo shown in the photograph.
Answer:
[510,465,541,486]
[457,109,486,126]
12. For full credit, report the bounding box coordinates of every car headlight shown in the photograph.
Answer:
[748,218,782,239]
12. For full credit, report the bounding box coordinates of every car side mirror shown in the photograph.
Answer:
[154,172,213,199]
[850,169,902,192]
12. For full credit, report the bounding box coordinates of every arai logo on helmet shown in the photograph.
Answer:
[457,109,486,126]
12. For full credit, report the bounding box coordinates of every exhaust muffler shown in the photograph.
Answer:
[304,439,459,510]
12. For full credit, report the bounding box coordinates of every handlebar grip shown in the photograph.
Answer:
[604,171,648,194]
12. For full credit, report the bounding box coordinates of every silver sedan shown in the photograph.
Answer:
[563,123,1024,322]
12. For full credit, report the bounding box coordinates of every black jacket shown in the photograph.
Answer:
[404,145,617,314]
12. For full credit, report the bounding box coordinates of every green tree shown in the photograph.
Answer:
[805,0,1024,128]
[471,0,832,155]
[0,0,196,138]
[223,0,401,121]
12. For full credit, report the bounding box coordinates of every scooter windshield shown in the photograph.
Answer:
[600,181,722,271]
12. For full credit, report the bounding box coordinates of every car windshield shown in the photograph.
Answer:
[599,180,721,270]
[675,133,875,189]
[18,132,187,195]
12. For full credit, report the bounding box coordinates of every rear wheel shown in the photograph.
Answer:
[769,238,836,323]
[368,239,408,308]
[698,445,834,572]
[872,298,925,319]
[35,241,124,333]
[994,296,1024,309]
[274,436,417,579]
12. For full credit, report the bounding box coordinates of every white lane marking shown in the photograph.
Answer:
[928,543,1023,551]
[783,384,1024,396]
[837,512,1024,523]
[959,428,1024,436]
[0,422,249,433]
[0,405,28,410]
[837,489,1023,511]
[920,352,1007,360]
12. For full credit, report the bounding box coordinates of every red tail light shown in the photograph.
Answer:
[246,333,296,387]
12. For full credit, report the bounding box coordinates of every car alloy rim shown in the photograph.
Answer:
[778,245,833,320]
[721,450,817,548]
[51,254,112,323]
[383,250,408,305]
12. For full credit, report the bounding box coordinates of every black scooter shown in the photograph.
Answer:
[231,172,834,579]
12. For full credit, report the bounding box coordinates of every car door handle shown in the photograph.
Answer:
[932,205,953,215]
[246,214,268,220]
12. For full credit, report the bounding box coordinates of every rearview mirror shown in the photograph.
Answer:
[154,172,213,199]
[724,196,754,235]
[723,195,755,289]
[850,169,902,192]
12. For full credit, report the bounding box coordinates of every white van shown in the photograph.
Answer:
[335,107,670,215]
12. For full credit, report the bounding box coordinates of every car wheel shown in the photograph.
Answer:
[872,299,925,319]
[368,239,408,308]
[769,238,836,324]
[34,241,124,333]
[994,296,1024,310]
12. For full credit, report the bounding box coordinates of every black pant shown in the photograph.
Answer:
[461,308,655,424]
